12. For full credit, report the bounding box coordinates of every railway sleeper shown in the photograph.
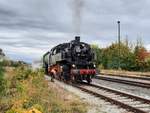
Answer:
[76,85,147,113]
[91,84,150,104]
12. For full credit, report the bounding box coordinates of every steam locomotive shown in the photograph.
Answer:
[43,36,96,84]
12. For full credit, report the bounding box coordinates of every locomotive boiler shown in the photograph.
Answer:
[43,36,96,84]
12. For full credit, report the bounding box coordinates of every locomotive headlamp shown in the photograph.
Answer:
[72,64,76,67]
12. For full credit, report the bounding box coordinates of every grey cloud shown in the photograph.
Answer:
[0,0,150,62]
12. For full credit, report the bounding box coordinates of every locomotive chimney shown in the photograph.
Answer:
[75,36,80,42]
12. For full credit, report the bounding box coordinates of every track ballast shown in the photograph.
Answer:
[73,83,150,113]
[95,75,150,88]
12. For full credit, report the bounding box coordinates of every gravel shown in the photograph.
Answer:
[99,75,150,84]
[93,76,150,100]
[45,76,128,113]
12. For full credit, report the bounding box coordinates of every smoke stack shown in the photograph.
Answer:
[75,36,80,42]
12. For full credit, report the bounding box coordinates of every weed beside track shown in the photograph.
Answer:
[0,66,87,113]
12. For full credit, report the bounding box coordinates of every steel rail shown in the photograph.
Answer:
[73,83,150,113]
[90,84,150,104]
[73,84,149,113]
[100,73,150,81]
[95,76,150,88]
[45,75,150,112]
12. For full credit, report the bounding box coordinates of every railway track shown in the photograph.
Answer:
[100,73,150,81]
[95,75,150,88]
[73,83,150,113]
[45,75,150,112]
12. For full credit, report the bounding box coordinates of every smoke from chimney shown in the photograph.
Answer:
[72,0,84,35]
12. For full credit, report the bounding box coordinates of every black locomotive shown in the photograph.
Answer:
[43,36,96,83]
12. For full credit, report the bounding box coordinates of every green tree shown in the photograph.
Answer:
[91,38,150,72]
[100,42,135,70]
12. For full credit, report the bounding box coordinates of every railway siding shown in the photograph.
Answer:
[74,83,150,113]
[46,76,127,113]
[95,75,150,88]
[45,74,150,113]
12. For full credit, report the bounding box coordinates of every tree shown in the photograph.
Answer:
[101,42,135,70]
[134,45,149,71]
[91,38,150,72]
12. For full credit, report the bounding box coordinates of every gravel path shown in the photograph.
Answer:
[93,77,150,100]
[45,76,128,113]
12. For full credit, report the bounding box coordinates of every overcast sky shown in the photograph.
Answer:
[0,0,150,63]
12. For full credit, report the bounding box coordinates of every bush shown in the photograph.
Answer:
[0,63,7,96]
[92,40,150,72]
[15,67,32,80]
[1,66,87,113]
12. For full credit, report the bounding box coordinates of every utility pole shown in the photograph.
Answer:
[117,21,121,70]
